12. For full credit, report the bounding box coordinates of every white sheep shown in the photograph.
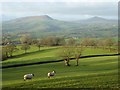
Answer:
[47,71,56,78]
[24,74,34,81]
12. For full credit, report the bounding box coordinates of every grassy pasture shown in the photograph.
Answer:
[2,56,118,88]
[1,46,117,67]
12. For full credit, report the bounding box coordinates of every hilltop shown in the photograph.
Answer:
[2,15,117,38]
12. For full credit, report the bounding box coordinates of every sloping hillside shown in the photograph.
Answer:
[2,15,118,38]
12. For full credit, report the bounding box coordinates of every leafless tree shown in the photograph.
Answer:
[67,38,76,46]
[21,44,30,53]
[20,35,32,45]
[6,42,18,57]
[58,46,73,66]
[105,38,115,51]
[36,39,41,51]
[74,46,84,66]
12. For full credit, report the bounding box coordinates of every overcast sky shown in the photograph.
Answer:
[0,0,118,21]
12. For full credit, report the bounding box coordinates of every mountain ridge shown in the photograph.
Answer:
[2,15,117,38]
[3,15,116,22]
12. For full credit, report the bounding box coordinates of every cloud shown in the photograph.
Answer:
[0,0,119,2]
[1,1,118,21]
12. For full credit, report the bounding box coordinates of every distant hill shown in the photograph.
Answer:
[2,15,118,38]
[77,16,116,24]
[86,16,108,22]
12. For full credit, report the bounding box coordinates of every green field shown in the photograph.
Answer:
[2,46,119,89]
[2,56,118,88]
[1,46,117,67]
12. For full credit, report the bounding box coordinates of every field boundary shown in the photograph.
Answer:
[1,53,120,69]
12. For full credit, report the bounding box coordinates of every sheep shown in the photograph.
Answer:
[24,74,34,81]
[47,71,56,78]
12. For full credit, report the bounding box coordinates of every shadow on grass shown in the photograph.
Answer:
[9,47,58,59]
[2,71,118,89]
[1,53,120,69]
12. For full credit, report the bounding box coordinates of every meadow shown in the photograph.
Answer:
[1,45,117,67]
[2,46,119,89]
[2,56,118,88]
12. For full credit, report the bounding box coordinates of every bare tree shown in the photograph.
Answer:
[105,38,115,51]
[32,39,38,45]
[2,47,8,60]
[40,36,65,46]
[97,39,106,49]
[81,38,90,47]
[81,38,97,48]
[58,46,73,66]
[2,41,18,60]
[20,35,32,45]
[89,39,98,49]
[74,46,84,66]
[6,42,18,57]
[32,39,41,51]
[67,38,76,46]
[21,44,30,54]
[36,39,41,51]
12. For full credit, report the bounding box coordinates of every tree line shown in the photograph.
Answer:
[1,35,118,61]
[2,35,65,60]
[58,38,118,66]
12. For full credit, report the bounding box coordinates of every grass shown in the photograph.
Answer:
[2,46,119,88]
[2,56,118,88]
[2,46,61,66]
[1,46,117,67]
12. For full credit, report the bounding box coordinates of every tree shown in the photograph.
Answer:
[58,46,73,66]
[74,46,84,66]
[105,38,115,51]
[6,42,18,57]
[20,35,32,45]
[2,34,12,45]
[58,37,66,46]
[41,36,66,46]
[21,44,30,53]
[53,37,65,46]
[2,41,18,60]
[40,36,54,46]
[67,38,76,46]
[81,38,97,48]
[81,38,91,47]
[1,47,7,60]
[32,39,38,45]
[97,39,106,49]
[36,39,41,51]
[89,39,98,49]
[32,39,41,51]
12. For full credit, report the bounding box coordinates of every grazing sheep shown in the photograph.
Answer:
[24,74,34,81]
[47,71,56,78]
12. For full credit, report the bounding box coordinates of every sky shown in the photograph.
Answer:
[0,0,119,21]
